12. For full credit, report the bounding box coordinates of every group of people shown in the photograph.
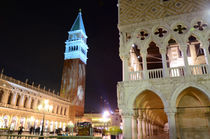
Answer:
[29,126,41,135]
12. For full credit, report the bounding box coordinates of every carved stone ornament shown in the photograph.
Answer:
[154,28,167,37]
[194,21,208,31]
[137,31,149,40]
[173,24,187,34]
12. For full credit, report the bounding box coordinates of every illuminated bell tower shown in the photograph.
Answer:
[60,10,88,117]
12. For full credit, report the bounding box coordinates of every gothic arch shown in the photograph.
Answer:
[127,86,168,110]
[184,31,202,44]
[170,83,210,108]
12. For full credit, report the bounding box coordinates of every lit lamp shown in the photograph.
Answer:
[102,110,110,130]
[38,99,53,137]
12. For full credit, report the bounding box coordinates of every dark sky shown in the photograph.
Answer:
[0,0,121,113]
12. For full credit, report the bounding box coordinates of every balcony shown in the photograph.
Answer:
[128,64,209,81]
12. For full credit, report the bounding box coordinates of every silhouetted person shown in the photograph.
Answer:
[17,126,24,138]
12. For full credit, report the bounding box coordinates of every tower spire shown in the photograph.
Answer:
[64,10,88,64]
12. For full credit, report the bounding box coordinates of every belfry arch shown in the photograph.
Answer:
[133,90,169,138]
[176,87,210,139]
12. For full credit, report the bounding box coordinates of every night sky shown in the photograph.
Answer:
[0,0,121,113]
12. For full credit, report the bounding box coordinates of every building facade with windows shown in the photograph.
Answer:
[117,0,210,139]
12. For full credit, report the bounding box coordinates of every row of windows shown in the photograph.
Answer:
[0,90,67,116]
[68,46,86,55]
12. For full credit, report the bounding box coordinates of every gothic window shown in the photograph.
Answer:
[195,44,204,56]
[60,107,63,115]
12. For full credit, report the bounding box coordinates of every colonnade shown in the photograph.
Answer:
[121,109,177,139]
[0,114,68,131]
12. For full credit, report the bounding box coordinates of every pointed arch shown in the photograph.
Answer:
[170,83,210,108]
[127,86,168,109]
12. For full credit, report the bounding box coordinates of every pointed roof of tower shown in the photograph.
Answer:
[70,9,86,35]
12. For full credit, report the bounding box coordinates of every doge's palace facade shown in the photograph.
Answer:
[117,0,210,139]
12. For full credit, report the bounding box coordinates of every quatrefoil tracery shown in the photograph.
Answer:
[174,25,187,34]
[154,28,167,37]
[193,21,207,31]
[137,31,149,40]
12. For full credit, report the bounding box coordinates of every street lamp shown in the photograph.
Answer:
[38,99,53,137]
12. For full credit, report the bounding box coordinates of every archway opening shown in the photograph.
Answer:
[188,36,206,65]
[133,90,168,138]
[176,87,210,139]
[147,42,162,70]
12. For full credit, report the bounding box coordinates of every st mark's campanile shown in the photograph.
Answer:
[60,10,88,118]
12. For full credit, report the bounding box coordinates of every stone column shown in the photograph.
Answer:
[160,48,169,77]
[132,115,138,139]
[122,55,130,81]
[121,110,133,139]
[137,114,143,139]
[166,110,177,139]
[1,90,10,104]
[141,52,148,79]
[54,105,58,114]
[142,118,147,137]
[180,44,190,75]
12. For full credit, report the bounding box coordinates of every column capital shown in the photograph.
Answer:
[120,109,134,118]
[164,107,177,114]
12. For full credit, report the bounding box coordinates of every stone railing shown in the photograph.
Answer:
[128,64,209,81]
[190,64,208,75]
[0,73,68,102]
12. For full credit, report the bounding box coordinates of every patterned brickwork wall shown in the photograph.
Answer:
[119,0,210,26]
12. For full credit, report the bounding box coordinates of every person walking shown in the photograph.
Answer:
[17,125,24,138]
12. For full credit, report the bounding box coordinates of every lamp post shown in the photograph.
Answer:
[38,99,53,137]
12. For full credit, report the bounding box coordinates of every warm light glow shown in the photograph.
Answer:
[30,116,35,122]
[44,99,49,105]
[44,104,49,110]
[49,105,53,112]
[103,110,110,118]
[38,105,42,111]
